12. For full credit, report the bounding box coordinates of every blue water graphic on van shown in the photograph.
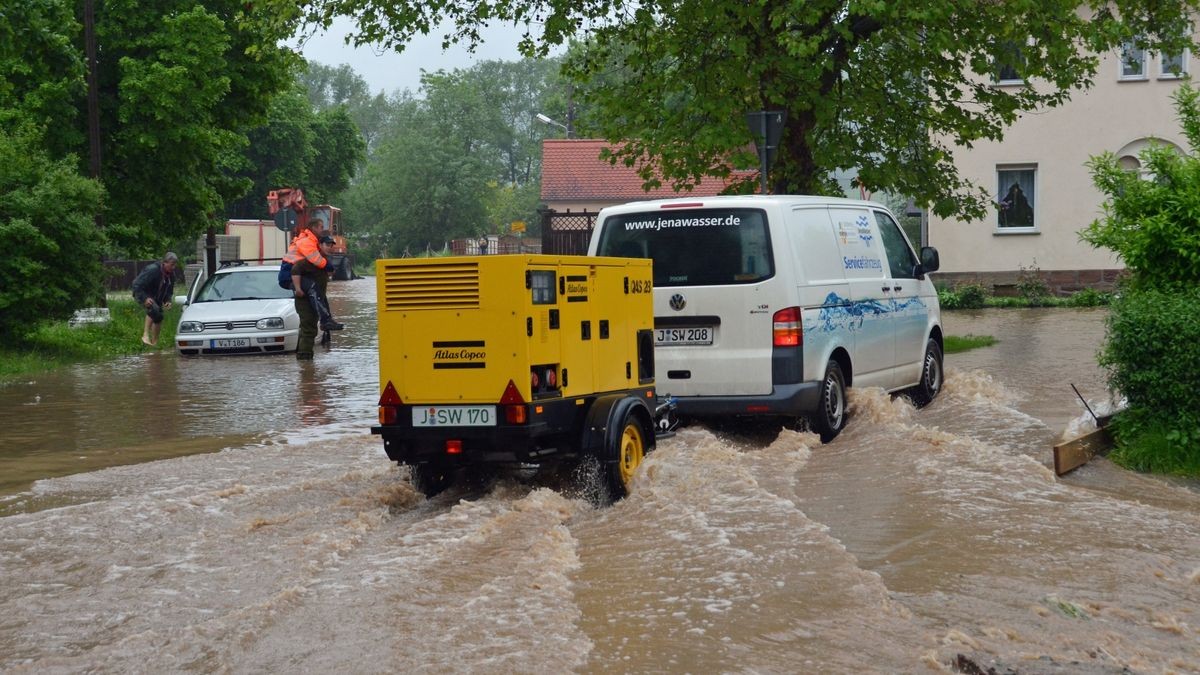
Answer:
[807,292,926,333]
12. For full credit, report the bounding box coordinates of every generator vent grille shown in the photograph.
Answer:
[381,262,480,310]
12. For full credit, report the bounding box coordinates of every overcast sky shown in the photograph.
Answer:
[295,17,544,96]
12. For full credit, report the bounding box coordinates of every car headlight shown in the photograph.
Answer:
[257,317,285,330]
[178,321,204,333]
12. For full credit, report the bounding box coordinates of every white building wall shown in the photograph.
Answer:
[930,46,1190,275]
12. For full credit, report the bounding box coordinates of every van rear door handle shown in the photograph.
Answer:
[893,285,902,292]
[881,286,890,292]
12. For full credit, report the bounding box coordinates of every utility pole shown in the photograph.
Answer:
[745,111,786,195]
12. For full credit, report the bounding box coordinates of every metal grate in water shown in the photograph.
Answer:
[380,261,480,310]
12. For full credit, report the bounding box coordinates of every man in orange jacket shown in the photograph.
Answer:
[282,225,340,359]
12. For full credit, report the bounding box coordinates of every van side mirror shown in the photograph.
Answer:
[915,246,940,278]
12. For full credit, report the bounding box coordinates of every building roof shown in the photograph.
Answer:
[540,139,750,202]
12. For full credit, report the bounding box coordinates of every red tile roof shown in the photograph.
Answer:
[540,139,751,202]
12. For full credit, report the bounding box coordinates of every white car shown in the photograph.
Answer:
[175,264,300,355]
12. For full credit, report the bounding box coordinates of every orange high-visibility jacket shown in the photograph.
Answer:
[282,229,328,269]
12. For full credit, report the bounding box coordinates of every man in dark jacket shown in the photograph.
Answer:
[131,252,178,346]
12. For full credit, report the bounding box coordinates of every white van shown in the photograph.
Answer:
[587,195,943,441]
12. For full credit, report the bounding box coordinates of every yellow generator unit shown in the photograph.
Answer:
[372,255,663,500]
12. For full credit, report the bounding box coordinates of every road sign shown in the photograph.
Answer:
[511,220,526,233]
[745,110,787,194]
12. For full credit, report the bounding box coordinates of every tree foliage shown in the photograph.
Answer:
[343,58,562,258]
[1100,288,1200,474]
[223,82,365,219]
[345,94,492,257]
[300,61,393,154]
[0,0,107,323]
[274,0,1199,219]
[0,0,87,159]
[1084,83,1200,291]
[1087,83,1200,473]
[0,125,105,338]
[95,0,297,255]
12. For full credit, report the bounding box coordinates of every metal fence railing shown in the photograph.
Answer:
[540,210,598,255]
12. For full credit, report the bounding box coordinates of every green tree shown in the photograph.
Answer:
[344,58,561,256]
[346,96,492,257]
[95,0,297,256]
[224,79,366,220]
[1084,84,1200,291]
[275,0,1197,219]
[0,0,106,319]
[1086,83,1200,474]
[0,125,105,338]
[224,85,318,219]
[0,0,87,158]
[310,105,367,199]
[301,61,393,154]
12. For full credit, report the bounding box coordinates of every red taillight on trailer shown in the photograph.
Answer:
[377,381,402,424]
[772,307,802,347]
[446,440,463,455]
[506,406,528,424]
[499,379,528,425]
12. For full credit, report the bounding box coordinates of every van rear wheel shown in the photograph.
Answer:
[811,361,847,443]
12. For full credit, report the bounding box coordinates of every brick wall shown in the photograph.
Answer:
[932,269,1125,296]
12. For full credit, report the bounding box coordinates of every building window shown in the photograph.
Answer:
[1161,50,1188,78]
[1120,41,1148,79]
[1117,155,1141,172]
[997,166,1036,230]
[994,41,1025,84]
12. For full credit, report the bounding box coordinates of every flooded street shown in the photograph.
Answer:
[0,285,1196,673]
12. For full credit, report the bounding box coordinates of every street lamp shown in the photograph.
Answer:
[536,113,572,138]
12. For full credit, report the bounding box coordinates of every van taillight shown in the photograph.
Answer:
[773,307,802,347]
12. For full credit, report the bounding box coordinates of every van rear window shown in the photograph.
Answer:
[597,209,772,287]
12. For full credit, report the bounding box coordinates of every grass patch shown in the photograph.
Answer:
[0,296,180,382]
[939,284,1112,309]
[944,334,998,354]
[1109,425,1200,477]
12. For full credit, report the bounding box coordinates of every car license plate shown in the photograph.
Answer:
[412,406,496,427]
[654,327,713,346]
[211,338,251,348]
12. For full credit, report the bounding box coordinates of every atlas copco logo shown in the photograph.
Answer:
[434,348,485,360]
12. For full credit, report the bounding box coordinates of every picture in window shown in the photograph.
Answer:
[997,168,1036,229]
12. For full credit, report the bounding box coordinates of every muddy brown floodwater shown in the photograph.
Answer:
[0,285,1196,673]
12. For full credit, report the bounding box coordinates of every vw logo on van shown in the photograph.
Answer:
[669,293,686,311]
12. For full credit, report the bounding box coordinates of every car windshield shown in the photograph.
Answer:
[596,208,774,287]
[194,270,292,302]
